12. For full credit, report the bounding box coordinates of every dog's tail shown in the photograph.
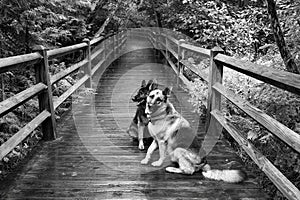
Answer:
[202,164,246,183]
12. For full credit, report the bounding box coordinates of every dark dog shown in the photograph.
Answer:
[127,80,158,150]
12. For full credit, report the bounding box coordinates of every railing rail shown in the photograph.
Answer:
[0,30,127,161]
[130,28,300,200]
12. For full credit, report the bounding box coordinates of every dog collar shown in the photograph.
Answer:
[147,105,168,123]
[148,113,167,123]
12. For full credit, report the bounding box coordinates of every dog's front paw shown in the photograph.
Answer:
[151,160,163,167]
[138,141,144,150]
[141,158,149,165]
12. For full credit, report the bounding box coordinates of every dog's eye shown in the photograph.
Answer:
[149,95,154,99]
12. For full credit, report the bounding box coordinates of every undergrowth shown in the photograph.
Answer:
[186,50,300,200]
[0,61,93,181]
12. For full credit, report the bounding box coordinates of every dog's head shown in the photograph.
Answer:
[132,79,158,104]
[145,87,171,115]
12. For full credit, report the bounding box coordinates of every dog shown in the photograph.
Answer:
[141,87,246,183]
[127,79,158,150]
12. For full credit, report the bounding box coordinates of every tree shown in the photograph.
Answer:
[266,0,300,74]
[0,0,93,57]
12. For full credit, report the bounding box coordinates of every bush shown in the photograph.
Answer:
[186,52,300,199]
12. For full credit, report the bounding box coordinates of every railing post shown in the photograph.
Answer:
[103,38,107,59]
[112,35,116,60]
[181,48,186,74]
[34,45,56,140]
[83,39,92,88]
[165,35,169,65]
[115,34,119,57]
[206,46,224,130]
[153,32,158,59]
[178,40,184,75]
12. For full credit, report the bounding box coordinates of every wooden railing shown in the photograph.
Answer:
[0,31,127,161]
[1,27,300,200]
[129,28,300,200]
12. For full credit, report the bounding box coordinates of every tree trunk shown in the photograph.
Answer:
[266,0,300,74]
[151,0,162,27]
[93,0,121,38]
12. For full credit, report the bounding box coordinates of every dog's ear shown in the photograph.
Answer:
[148,79,158,91]
[146,79,153,88]
[141,80,146,87]
[162,87,172,99]
[147,79,153,85]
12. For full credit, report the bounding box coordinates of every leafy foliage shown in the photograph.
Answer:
[186,52,300,199]
[0,0,94,57]
[1,0,300,198]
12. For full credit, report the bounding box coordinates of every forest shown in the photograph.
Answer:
[0,0,300,199]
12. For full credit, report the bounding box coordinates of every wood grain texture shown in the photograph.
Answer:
[53,75,89,110]
[211,109,300,200]
[181,60,209,82]
[213,82,300,153]
[34,46,56,140]
[50,60,88,85]
[0,110,50,160]
[0,53,42,73]
[0,83,47,117]
[214,53,300,94]
[47,43,87,59]
[0,35,268,200]
[181,43,210,57]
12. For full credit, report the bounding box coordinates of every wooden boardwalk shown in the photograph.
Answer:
[0,37,269,199]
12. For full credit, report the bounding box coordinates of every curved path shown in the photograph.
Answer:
[0,37,268,199]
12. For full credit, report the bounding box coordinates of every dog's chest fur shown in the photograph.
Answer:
[148,115,179,140]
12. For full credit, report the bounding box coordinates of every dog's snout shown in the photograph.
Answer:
[145,103,152,115]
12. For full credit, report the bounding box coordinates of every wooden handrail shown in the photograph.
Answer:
[0,30,126,163]
[47,43,87,59]
[0,53,42,74]
[215,54,300,94]
[0,110,51,161]
[212,109,300,200]
[139,28,300,200]
[213,82,300,153]
[0,83,47,117]
[1,28,299,200]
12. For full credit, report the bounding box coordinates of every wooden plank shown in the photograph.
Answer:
[181,43,210,57]
[91,59,105,76]
[215,54,300,95]
[91,46,104,61]
[181,60,208,82]
[34,46,56,140]
[53,75,89,110]
[163,34,179,45]
[83,39,92,88]
[0,110,50,160]
[47,43,87,59]
[0,53,42,73]
[206,47,224,130]
[0,38,268,200]
[50,60,88,85]
[0,83,47,117]
[158,40,165,49]
[161,51,178,74]
[167,45,179,60]
[90,36,104,46]
[211,109,300,200]
[213,82,300,153]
